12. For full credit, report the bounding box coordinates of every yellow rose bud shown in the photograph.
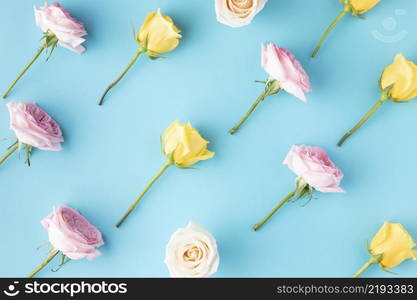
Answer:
[349,0,380,14]
[370,222,417,269]
[163,121,214,168]
[138,8,182,54]
[380,54,417,101]
[353,222,417,277]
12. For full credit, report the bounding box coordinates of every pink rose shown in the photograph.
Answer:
[41,206,104,260]
[34,2,87,54]
[261,43,311,102]
[283,145,344,193]
[253,144,344,231]
[6,101,63,151]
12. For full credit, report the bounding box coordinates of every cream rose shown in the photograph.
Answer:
[164,221,219,277]
[215,0,268,28]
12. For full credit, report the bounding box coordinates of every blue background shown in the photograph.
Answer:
[1,0,417,278]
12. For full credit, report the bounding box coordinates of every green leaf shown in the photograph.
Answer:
[381,267,398,275]
[51,253,71,272]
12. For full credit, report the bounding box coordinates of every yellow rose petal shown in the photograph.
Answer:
[350,0,380,14]
[138,8,181,54]
[370,222,417,269]
[162,121,214,168]
[380,54,417,101]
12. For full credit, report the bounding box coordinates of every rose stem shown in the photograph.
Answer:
[311,6,349,58]
[229,91,267,135]
[352,255,381,278]
[98,49,144,106]
[337,93,389,147]
[2,45,46,98]
[0,143,19,165]
[253,189,297,231]
[28,248,59,278]
[116,160,173,228]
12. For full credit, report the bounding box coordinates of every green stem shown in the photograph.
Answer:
[28,248,59,278]
[352,255,381,278]
[229,90,267,135]
[98,48,144,105]
[0,143,18,165]
[253,189,297,231]
[2,45,46,98]
[116,160,172,228]
[311,6,349,57]
[337,93,389,147]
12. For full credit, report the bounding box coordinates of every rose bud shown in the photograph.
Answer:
[214,0,268,28]
[350,0,381,14]
[312,0,380,57]
[99,8,181,105]
[338,54,417,146]
[380,54,417,101]
[0,101,63,167]
[353,222,417,277]
[162,120,215,167]
[115,121,214,228]
[229,43,311,134]
[253,145,344,231]
[165,221,220,277]
[28,206,104,278]
[138,9,182,54]
[2,2,86,98]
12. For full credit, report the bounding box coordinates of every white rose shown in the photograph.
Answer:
[214,0,268,28]
[164,221,220,277]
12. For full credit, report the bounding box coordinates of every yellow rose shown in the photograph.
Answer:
[115,120,214,228]
[353,222,417,277]
[338,54,417,146]
[99,9,181,105]
[370,222,417,269]
[349,0,380,14]
[138,8,182,54]
[380,54,417,101]
[163,121,214,168]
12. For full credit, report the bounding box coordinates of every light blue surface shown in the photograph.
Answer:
[1,0,417,278]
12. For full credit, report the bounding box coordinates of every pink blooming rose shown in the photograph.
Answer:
[41,206,104,260]
[6,101,63,151]
[283,145,344,193]
[261,43,311,102]
[34,2,87,54]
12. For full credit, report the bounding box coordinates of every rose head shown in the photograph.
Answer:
[380,54,417,102]
[165,221,219,277]
[261,43,311,102]
[138,8,181,54]
[283,145,344,193]
[215,0,268,27]
[370,222,417,269]
[41,206,104,260]
[349,0,380,14]
[162,121,214,168]
[34,2,87,54]
[6,101,63,151]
